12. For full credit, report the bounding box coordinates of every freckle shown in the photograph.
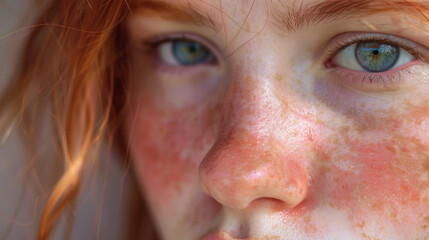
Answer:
[244,22,251,31]
[339,125,350,134]
[361,232,371,239]
[355,221,365,229]
[275,73,282,82]
[303,215,318,234]
[385,144,396,153]
[303,215,311,223]
[333,176,340,183]
[422,159,429,171]
[318,164,329,177]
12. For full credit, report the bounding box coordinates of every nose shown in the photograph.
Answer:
[199,76,311,210]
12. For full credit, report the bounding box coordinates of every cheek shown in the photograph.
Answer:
[279,118,429,237]
[127,98,221,208]
[329,138,429,216]
[313,116,429,233]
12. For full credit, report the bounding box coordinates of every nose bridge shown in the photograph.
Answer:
[219,74,282,137]
[199,73,310,210]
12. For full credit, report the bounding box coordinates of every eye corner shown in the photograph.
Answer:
[323,57,337,69]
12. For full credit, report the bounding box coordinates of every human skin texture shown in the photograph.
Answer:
[125,0,429,239]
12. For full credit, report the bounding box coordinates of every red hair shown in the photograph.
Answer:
[0,0,157,239]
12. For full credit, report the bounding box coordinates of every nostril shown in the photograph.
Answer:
[201,229,248,240]
[248,197,292,212]
[232,223,249,239]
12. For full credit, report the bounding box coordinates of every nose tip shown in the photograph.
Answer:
[198,134,309,210]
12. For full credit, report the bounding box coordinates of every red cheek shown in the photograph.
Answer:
[130,100,221,202]
[331,137,429,225]
[129,112,195,201]
[137,143,196,197]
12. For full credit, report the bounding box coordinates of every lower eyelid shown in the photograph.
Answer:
[153,68,225,109]
[154,59,213,78]
[326,60,424,92]
[153,53,221,80]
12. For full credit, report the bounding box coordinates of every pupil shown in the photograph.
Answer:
[189,44,197,53]
[372,50,379,55]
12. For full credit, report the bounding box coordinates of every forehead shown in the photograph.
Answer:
[132,0,429,34]
[133,0,270,31]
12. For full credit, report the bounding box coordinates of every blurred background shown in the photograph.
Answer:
[0,1,131,239]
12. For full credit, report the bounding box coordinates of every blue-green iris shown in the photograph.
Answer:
[355,42,399,72]
[172,40,212,65]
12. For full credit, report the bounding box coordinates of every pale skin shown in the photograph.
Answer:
[125,0,429,239]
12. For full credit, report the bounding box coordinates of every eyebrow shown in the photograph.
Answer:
[131,0,429,32]
[272,0,429,31]
[131,1,220,32]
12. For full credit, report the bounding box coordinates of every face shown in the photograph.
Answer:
[124,0,429,239]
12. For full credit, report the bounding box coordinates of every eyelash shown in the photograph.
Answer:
[143,33,217,59]
[325,33,427,89]
[328,34,422,59]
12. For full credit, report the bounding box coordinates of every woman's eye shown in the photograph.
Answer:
[333,41,415,72]
[159,40,214,66]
